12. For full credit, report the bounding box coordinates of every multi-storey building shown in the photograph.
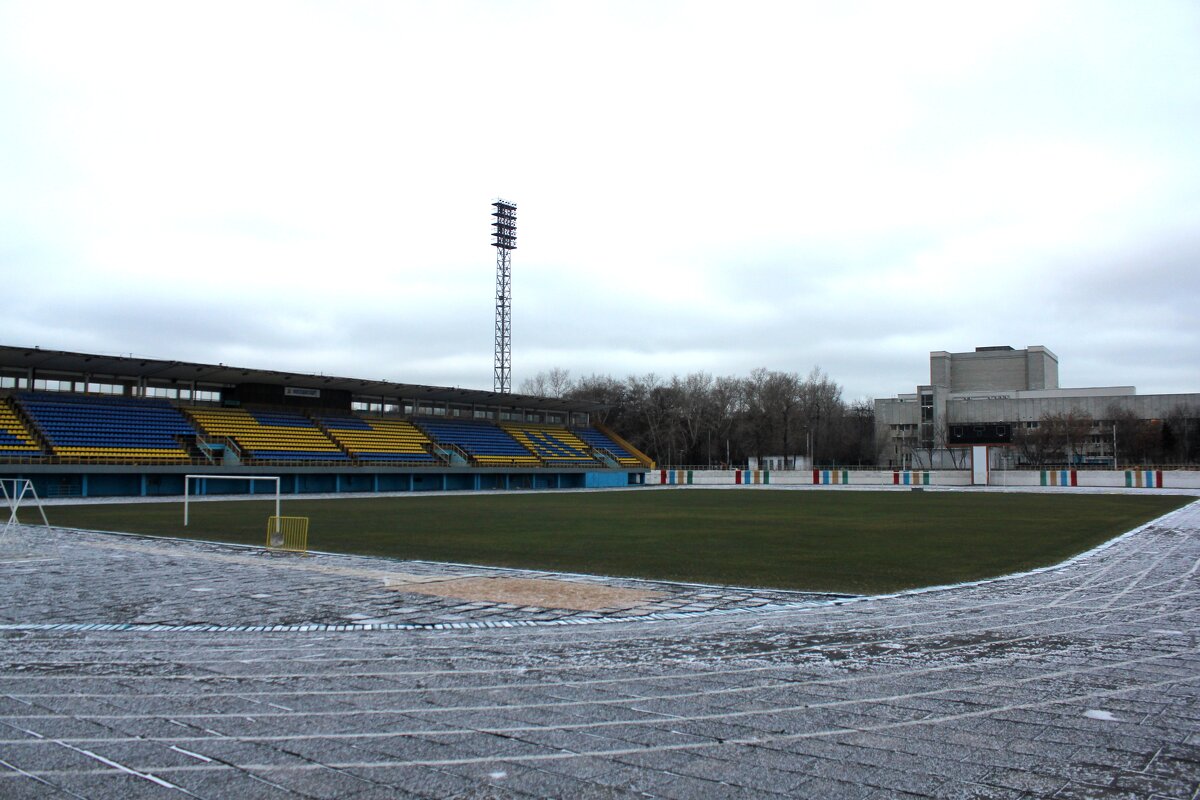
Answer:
[875,346,1199,468]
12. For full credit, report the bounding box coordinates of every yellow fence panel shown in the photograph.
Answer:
[266,516,310,553]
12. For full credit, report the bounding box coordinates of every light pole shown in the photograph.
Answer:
[1112,421,1118,469]
[491,199,517,394]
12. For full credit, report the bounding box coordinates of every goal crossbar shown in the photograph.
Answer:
[184,475,281,527]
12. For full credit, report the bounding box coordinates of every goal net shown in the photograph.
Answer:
[1,479,51,549]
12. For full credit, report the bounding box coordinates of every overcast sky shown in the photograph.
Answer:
[2,1,1197,402]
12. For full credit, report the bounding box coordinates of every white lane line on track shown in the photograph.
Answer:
[3,516,1186,659]
[2,617,1192,731]
[5,670,1197,778]
[8,500,1195,642]
[4,583,1196,695]
[52,740,196,794]
[1,643,1195,749]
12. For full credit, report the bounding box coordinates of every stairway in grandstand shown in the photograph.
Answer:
[316,415,442,465]
[414,419,541,467]
[0,397,44,458]
[571,426,647,467]
[15,392,193,461]
[501,423,601,466]
[184,407,348,463]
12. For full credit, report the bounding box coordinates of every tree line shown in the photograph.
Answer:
[520,368,876,468]
[1011,404,1200,467]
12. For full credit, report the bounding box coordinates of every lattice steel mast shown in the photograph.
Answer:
[491,199,517,394]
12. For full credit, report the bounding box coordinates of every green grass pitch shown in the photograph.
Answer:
[46,489,1193,594]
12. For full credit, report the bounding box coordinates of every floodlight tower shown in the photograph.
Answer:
[491,199,517,394]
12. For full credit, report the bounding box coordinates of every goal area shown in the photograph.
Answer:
[183,475,280,527]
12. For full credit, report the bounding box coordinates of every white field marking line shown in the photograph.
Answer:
[1093,547,1190,613]
[5,583,1196,696]
[43,496,1200,623]
[4,614,1192,729]
[0,551,1151,661]
[821,517,1195,615]
[12,506,1193,654]
[3,600,1196,728]
[52,739,194,793]
[77,538,472,586]
[3,640,1195,750]
[1043,548,1136,609]
[9,671,1199,779]
[0,756,90,799]
[1045,525,1194,603]
[5,599,1196,715]
[38,485,660,508]
[169,745,213,763]
[12,516,1189,653]
[4,515,1190,686]
[8,561,1197,676]
[1098,547,1200,613]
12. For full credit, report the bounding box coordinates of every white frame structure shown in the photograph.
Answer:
[184,475,280,528]
[1,478,51,536]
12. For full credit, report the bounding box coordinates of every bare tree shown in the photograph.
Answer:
[1041,410,1094,465]
[553,366,864,468]
[1107,404,1164,466]
[672,372,716,465]
[743,369,805,466]
[710,376,746,466]
[1164,404,1199,464]
[799,367,841,465]
[934,420,970,468]
[1013,421,1051,467]
[518,368,574,398]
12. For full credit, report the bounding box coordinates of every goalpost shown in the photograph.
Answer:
[183,475,308,552]
[184,475,280,527]
[1,478,51,537]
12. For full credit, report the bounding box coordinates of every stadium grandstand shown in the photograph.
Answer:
[0,345,652,498]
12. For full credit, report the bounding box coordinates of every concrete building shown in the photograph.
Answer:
[875,346,1200,469]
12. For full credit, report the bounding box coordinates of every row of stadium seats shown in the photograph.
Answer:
[317,416,440,464]
[183,408,349,462]
[501,423,596,465]
[417,419,542,466]
[1,392,645,467]
[15,392,191,460]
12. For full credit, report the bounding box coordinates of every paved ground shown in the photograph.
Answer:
[0,491,1197,799]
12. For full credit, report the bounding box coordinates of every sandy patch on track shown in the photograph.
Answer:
[396,576,663,611]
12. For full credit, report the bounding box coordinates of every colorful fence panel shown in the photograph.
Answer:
[1125,470,1163,488]
[892,471,930,486]
[659,469,694,485]
[732,469,770,485]
[813,469,851,485]
[1040,470,1079,487]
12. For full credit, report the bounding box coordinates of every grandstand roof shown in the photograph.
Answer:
[0,345,605,413]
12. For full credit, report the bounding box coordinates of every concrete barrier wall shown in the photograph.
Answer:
[645,469,1200,489]
[645,469,971,487]
[992,470,1198,488]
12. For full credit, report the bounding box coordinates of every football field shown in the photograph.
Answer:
[43,489,1193,593]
